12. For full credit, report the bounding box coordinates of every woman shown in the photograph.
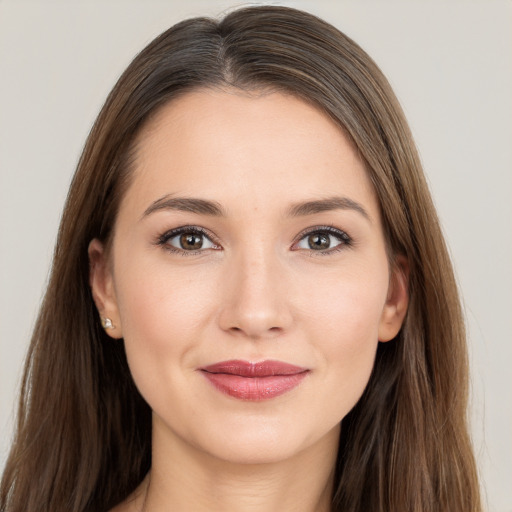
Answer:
[0,6,481,512]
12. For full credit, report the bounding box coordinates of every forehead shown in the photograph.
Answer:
[123,88,378,218]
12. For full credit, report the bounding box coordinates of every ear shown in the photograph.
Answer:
[378,255,409,342]
[88,239,123,339]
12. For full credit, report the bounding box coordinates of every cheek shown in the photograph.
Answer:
[116,255,216,333]
[298,265,389,405]
[112,256,218,391]
[299,263,389,341]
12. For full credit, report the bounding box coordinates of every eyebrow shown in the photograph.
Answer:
[287,196,371,222]
[142,196,225,219]
[142,194,370,222]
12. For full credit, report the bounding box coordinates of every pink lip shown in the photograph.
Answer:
[200,360,309,401]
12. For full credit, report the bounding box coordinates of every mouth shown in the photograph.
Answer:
[199,360,309,401]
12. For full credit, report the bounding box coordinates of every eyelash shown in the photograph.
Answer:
[155,225,353,256]
[293,225,353,255]
[156,226,220,256]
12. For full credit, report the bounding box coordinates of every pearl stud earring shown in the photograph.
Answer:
[101,317,115,330]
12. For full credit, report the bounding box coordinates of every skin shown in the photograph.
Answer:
[89,89,408,512]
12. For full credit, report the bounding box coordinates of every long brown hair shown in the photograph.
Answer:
[1,6,481,511]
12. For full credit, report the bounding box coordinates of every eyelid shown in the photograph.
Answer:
[291,225,352,252]
[155,224,352,256]
[156,225,221,255]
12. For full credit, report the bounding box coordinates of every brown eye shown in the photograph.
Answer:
[160,228,217,253]
[180,233,204,250]
[294,228,351,253]
[307,233,330,250]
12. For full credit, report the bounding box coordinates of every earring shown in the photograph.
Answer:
[101,317,115,330]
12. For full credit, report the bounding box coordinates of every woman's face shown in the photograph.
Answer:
[90,89,407,465]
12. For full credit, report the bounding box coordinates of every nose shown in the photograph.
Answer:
[217,249,293,339]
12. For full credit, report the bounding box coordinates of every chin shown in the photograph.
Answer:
[216,438,301,465]
[189,417,340,467]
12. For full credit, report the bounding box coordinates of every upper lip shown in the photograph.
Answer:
[200,360,308,377]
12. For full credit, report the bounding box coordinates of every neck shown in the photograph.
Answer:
[141,418,339,512]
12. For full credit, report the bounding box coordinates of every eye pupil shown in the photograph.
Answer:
[308,233,330,250]
[180,233,203,250]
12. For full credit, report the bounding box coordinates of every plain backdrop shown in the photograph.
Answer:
[0,1,511,510]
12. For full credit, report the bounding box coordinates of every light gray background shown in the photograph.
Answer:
[0,1,510,510]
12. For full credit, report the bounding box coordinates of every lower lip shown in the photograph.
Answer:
[201,372,308,401]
